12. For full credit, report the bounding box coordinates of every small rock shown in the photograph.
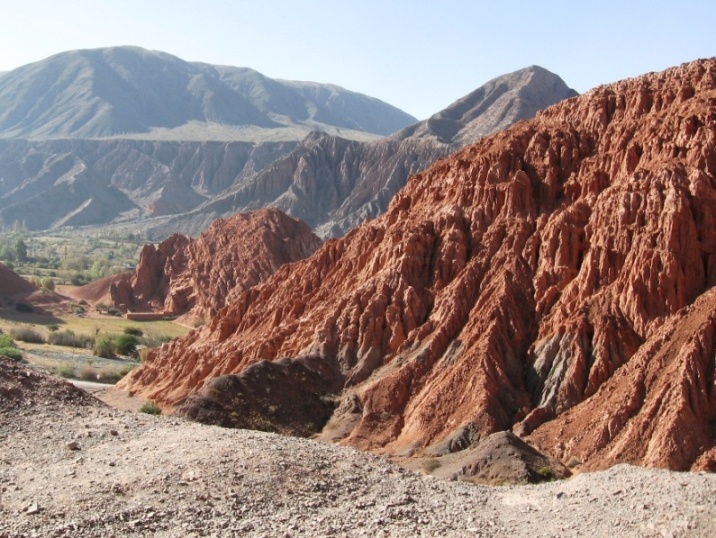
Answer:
[66,441,80,451]
[26,502,40,515]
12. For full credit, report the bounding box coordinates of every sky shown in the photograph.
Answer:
[0,0,714,120]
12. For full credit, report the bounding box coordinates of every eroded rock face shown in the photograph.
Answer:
[121,59,716,470]
[110,208,321,322]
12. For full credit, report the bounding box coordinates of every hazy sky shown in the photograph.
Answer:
[0,1,714,119]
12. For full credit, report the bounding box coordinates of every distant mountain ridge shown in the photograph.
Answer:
[153,65,577,238]
[0,47,416,141]
[0,55,576,237]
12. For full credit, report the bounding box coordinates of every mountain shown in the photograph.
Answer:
[108,208,321,323]
[0,47,416,141]
[150,65,577,238]
[0,61,574,235]
[0,58,574,234]
[0,138,298,230]
[120,58,716,472]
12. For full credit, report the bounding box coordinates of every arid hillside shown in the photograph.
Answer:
[121,58,716,471]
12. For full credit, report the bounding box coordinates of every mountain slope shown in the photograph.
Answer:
[153,66,577,238]
[0,47,416,141]
[0,138,298,230]
[120,58,716,471]
[0,65,575,235]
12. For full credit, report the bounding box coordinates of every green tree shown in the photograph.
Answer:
[14,238,27,262]
[93,334,116,359]
[115,334,139,357]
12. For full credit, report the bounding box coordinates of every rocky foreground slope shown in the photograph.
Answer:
[2,357,715,537]
[121,58,716,471]
[109,208,321,322]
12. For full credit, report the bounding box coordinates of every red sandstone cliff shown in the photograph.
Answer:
[121,59,716,470]
[110,208,321,322]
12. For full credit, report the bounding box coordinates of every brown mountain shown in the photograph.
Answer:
[109,208,321,323]
[120,58,716,471]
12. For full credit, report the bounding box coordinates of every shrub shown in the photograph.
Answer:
[78,366,99,381]
[99,365,136,384]
[536,465,557,481]
[140,334,172,348]
[123,326,143,337]
[48,330,93,349]
[107,308,121,317]
[47,324,59,332]
[41,277,55,291]
[422,458,442,474]
[139,401,162,415]
[0,347,23,361]
[10,327,45,344]
[93,334,116,359]
[57,365,75,378]
[0,333,15,349]
[115,334,139,357]
[70,273,88,286]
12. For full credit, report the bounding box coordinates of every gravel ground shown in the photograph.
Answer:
[1,362,715,537]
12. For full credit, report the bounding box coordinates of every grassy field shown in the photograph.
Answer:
[0,308,189,341]
[0,306,191,383]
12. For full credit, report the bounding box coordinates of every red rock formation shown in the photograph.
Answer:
[110,208,321,322]
[121,59,716,470]
[527,287,716,471]
[0,262,35,297]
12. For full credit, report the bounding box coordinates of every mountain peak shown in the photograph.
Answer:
[402,65,577,145]
[0,47,416,141]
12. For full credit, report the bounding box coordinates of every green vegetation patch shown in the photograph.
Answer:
[139,401,162,415]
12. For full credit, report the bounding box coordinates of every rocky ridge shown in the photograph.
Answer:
[121,58,716,472]
[109,208,321,322]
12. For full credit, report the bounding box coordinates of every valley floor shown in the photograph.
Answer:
[1,374,714,537]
